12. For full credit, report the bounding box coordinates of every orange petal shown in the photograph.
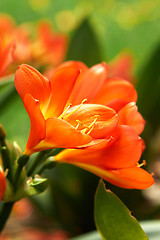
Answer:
[55,125,143,169]
[60,162,154,189]
[106,167,154,189]
[23,94,46,155]
[34,117,92,151]
[0,170,6,200]
[44,67,80,118]
[69,62,109,105]
[64,104,118,139]
[14,64,51,113]
[118,102,145,135]
[91,78,137,111]
[55,60,88,72]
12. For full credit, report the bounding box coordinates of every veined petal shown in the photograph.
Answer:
[14,64,51,113]
[64,104,118,139]
[34,117,92,151]
[44,67,80,118]
[55,125,143,169]
[118,102,145,135]
[68,62,109,105]
[23,94,46,155]
[0,170,6,200]
[91,78,137,110]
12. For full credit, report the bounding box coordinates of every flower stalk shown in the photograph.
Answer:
[0,202,14,233]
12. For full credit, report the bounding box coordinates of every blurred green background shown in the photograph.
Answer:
[1,0,160,238]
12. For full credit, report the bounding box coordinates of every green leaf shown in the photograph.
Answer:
[94,180,148,240]
[0,75,14,90]
[66,18,102,67]
[0,90,29,150]
[136,43,160,131]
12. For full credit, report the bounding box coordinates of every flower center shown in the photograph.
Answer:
[58,99,98,135]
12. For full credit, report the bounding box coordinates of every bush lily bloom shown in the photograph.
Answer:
[15,61,154,189]
[15,63,118,155]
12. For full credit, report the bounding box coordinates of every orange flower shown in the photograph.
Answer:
[15,61,154,189]
[15,63,118,155]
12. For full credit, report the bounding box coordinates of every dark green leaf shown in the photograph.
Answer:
[136,43,160,131]
[66,18,102,67]
[94,180,148,240]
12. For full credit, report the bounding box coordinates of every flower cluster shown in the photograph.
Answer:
[14,61,154,189]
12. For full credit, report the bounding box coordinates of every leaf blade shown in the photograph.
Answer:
[94,180,148,240]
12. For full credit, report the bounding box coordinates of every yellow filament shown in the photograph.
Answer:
[60,99,87,120]
[58,103,72,119]
[81,115,99,135]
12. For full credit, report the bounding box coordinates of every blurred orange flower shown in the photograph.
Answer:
[0,40,15,77]
[0,14,32,77]
[0,16,68,78]
[31,21,67,67]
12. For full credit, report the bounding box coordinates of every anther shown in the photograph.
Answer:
[137,160,146,168]
[75,120,83,129]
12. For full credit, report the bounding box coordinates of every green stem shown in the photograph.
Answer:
[0,138,12,181]
[26,148,63,176]
[14,155,30,189]
[36,158,57,175]
[26,150,49,176]
[0,202,14,232]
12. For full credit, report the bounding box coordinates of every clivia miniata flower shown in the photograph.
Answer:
[15,62,118,155]
[15,61,154,189]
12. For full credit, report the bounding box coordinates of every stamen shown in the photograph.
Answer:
[81,115,99,135]
[75,120,83,129]
[137,160,146,168]
[61,99,87,120]
[58,103,72,119]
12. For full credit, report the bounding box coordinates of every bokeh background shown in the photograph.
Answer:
[1,0,160,239]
